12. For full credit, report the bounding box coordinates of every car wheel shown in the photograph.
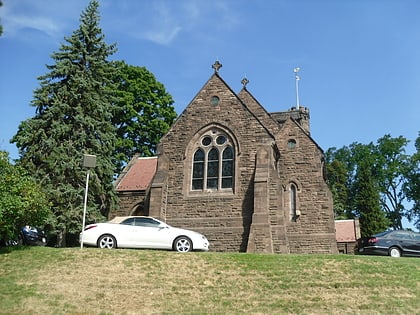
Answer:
[97,235,117,249]
[174,236,192,252]
[389,246,401,258]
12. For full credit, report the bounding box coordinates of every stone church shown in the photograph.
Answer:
[112,61,338,254]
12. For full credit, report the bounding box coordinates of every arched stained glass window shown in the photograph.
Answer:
[191,130,235,191]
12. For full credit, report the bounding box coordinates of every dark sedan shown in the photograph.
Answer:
[357,230,420,257]
[20,226,47,246]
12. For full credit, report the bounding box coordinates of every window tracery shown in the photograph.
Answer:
[191,129,234,191]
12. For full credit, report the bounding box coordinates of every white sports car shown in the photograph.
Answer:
[80,216,209,252]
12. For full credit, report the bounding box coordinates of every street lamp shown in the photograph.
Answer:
[80,154,96,249]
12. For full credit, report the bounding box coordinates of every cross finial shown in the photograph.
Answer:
[212,60,222,73]
[241,77,249,88]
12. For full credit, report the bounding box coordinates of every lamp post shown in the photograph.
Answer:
[80,154,96,249]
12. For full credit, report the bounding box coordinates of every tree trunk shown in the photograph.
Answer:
[56,228,66,247]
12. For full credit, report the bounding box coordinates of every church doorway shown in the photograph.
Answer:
[130,202,146,216]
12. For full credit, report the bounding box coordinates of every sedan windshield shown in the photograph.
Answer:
[374,231,392,237]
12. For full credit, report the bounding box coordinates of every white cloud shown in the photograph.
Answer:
[107,0,241,45]
[0,0,241,45]
[3,14,60,38]
[141,1,183,45]
[143,25,182,45]
[0,0,87,40]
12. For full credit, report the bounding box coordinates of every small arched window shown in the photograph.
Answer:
[191,130,234,191]
[290,183,299,222]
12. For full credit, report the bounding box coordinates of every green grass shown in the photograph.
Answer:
[0,246,419,314]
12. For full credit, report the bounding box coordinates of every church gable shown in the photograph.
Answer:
[116,61,337,255]
[153,65,277,200]
[160,72,274,149]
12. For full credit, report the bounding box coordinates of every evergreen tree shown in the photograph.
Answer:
[11,0,117,246]
[325,159,349,219]
[354,160,389,237]
[110,61,177,172]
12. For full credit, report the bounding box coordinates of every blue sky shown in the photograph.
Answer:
[1,0,419,159]
[0,0,418,229]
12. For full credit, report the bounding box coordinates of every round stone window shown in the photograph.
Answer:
[216,135,227,145]
[287,139,297,149]
[210,96,220,106]
[201,136,212,146]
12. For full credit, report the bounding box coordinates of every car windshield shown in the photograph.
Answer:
[373,231,392,238]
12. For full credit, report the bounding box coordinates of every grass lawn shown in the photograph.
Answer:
[0,246,419,314]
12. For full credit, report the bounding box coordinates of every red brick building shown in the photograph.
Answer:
[113,62,338,254]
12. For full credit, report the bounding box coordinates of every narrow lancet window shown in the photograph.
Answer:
[290,183,298,222]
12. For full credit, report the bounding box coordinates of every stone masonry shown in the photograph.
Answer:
[140,63,338,254]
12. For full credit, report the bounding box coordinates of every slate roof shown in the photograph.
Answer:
[115,156,157,192]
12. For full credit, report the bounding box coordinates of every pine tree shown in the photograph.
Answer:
[12,0,117,246]
[326,159,350,219]
[354,161,389,237]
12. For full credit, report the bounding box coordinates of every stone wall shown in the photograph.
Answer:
[145,71,336,254]
[276,119,337,253]
[112,190,146,218]
[150,74,275,252]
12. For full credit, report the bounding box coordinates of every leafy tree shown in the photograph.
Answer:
[405,132,420,228]
[110,61,177,172]
[0,151,51,242]
[353,159,389,237]
[373,135,410,230]
[326,134,414,231]
[11,0,117,246]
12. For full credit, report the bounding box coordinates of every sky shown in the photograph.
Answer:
[1,0,420,158]
[0,1,419,228]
